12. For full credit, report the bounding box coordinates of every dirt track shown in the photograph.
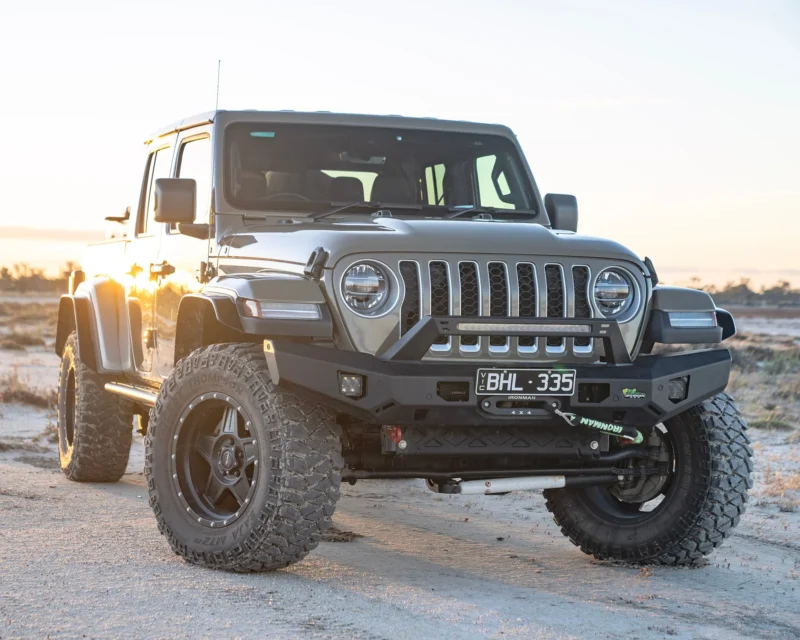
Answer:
[1,323,799,639]
[1,440,799,640]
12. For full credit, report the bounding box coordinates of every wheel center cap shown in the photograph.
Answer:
[219,448,238,472]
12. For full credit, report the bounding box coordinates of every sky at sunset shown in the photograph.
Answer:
[0,0,798,285]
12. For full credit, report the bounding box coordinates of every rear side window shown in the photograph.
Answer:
[424,164,446,205]
[177,137,212,225]
[139,147,173,235]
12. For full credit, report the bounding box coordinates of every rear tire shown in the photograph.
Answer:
[145,343,343,572]
[544,393,753,565]
[57,332,133,482]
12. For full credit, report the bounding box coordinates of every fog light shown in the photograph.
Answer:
[668,376,689,402]
[339,373,364,398]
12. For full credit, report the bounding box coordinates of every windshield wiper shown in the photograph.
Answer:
[446,206,539,220]
[310,202,422,222]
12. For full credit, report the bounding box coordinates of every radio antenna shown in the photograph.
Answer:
[215,60,221,111]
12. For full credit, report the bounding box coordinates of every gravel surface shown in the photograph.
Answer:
[1,439,799,640]
[1,332,798,639]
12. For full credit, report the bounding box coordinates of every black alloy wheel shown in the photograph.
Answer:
[146,343,343,572]
[172,396,260,528]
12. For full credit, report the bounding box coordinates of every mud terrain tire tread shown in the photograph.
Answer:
[145,343,343,572]
[544,393,753,565]
[57,332,133,482]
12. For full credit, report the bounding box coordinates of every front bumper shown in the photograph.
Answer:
[263,317,731,428]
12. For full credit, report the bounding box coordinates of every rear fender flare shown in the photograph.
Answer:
[55,295,97,370]
[55,278,130,374]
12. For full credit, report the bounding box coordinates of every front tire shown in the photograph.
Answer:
[544,393,753,565]
[145,343,343,572]
[57,332,133,482]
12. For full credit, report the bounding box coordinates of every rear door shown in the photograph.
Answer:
[126,135,175,382]
[155,126,213,378]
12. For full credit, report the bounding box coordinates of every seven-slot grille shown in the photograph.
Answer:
[399,258,595,359]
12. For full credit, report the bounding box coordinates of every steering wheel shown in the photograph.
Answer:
[263,192,310,202]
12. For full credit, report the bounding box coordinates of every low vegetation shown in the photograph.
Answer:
[0,263,73,294]
[0,369,57,409]
[0,331,46,350]
[685,277,800,307]
[0,302,58,351]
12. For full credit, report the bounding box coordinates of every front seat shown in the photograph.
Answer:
[265,171,302,195]
[371,175,415,204]
[237,171,267,199]
[328,176,364,202]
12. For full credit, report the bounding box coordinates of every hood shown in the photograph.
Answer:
[219,217,644,270]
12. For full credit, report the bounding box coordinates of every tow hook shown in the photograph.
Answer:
[554,409,644,444]
[381,425,407,453]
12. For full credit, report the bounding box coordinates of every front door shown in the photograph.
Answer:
[127,136,175,382]
[155,127,213,379]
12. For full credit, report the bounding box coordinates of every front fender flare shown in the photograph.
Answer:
[180,293,334,338]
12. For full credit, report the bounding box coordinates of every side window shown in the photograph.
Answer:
[139,147,173,235]
[475,153,530,209]
[475,155,515,209]
[424,164,446,205]
[176,137,212,225]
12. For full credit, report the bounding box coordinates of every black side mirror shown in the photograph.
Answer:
[105,206,130,223]
[154,178,196,225]
[544,193,578,232]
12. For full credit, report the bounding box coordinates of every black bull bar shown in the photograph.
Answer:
[263,316,732,428]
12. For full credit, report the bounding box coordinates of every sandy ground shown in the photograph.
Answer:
[1,447,799,640]
[737,316,800,337]
[1,320,799,639]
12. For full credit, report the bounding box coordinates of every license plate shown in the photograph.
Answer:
[475,368,576,396]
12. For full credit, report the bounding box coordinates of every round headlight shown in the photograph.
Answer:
[342,262,390,313]
[594,268,635,318]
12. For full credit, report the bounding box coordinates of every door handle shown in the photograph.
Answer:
[150,261,176,279]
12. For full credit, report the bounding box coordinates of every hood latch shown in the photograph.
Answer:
[304,246,329,281]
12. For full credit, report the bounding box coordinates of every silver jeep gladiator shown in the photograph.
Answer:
[55,110,752,571]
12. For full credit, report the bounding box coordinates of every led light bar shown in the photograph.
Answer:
[456,322,591,334]
[241,299,321,320]
[668,312,717,328]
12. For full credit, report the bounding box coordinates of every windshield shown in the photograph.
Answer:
[224,123,537,216]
